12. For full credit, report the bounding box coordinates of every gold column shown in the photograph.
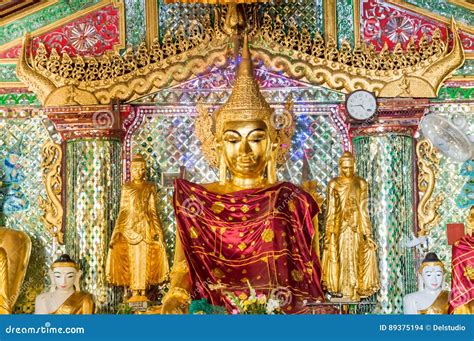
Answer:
[323,0,337,41]
[145,0,159,46]
[353,0,361,45]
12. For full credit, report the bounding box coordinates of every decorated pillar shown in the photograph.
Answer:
[348,99,427,314]
[45,105,127,313]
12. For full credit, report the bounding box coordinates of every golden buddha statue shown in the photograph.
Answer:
[106,154,169,302]
[35,254,94,314]
[322,151,379,301]
[403,252,449,314]
[0,227,31,314]
[161,36,324,314]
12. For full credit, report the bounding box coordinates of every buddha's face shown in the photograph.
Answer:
[421,265,444,290]
[221,120,270,178]
[130,161,146,181]
[52,267,78,292]
[340,160,355,178]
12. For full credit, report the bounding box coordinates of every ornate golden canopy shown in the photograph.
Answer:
[16,8,465,106]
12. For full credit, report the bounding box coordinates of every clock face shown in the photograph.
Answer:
[345,90,377,121]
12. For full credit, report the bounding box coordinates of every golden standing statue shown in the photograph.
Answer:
[106,154,169,302]
[322,151,380,301]
[35,254,94,314]
[0,227,31,314]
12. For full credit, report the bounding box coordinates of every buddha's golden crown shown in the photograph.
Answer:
[196,35,295,168]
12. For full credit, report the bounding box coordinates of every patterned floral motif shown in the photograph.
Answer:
[384,16,414,44]
[0,0,101,46]
[361,0,474,51]
[0,4,121,59]
[68,23,100,52]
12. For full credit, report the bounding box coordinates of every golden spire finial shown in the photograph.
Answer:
[213,34,275,140]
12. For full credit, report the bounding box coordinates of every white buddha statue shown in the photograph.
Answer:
[403,252,449,314]
[35,254,94,314]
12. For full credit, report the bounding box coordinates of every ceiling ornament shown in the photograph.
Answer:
[16,8,465,106]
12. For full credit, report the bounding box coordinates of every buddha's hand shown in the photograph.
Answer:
[161,288,191,314]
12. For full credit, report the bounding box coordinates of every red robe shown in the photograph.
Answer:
[450,235,474,314]
[174,179,324,314]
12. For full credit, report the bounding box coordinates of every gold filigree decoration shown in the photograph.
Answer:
[38,141,64,244]
[252,14,464,98]
[16,9,464,105]
[416,139,444,237]
[17,13,230,106]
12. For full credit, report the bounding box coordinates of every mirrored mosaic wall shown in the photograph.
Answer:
[422,104,474,279]
[157,0,324,40]
[0,114,58,313]
[131,110,345,259]
[354,134,416,314]
[65,139,122,313]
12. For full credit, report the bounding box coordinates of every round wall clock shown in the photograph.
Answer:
[345,90,378,121]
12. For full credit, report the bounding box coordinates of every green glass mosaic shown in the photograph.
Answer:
[0,116,55,314]
[353,134,416,314]
[65,138,122,313]
[422,108,474,281]
[0,93,40,106]
[0,0,101,46]
[405,0,474,27]
[453,60,474,76]
[336,0,354,46]
[125,0,146,47]
[435,87,474,101]
[158,0,324,41]
[0,64,19,83]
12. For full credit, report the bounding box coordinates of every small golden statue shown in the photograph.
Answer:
[403,252,449,314]
[35,254,94,314]
[0,227,31,314]
[106,154,169,302]
[322,151,380,301]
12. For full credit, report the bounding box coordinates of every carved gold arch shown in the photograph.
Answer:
[16,9,465,107]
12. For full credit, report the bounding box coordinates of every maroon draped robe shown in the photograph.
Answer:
[174,179,323,314]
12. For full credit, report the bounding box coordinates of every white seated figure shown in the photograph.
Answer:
[403,252,449,314]
[35,254,94,314]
